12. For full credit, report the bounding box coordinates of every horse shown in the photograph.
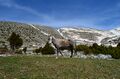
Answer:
[48,36,76,58]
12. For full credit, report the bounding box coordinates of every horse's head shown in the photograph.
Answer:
[48,35,56,44]
[48,35,56,49]
[48,35,53,44]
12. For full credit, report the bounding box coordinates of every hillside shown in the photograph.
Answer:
[0,21,62,48]
[58,27,120,46]
[1,21,120,48]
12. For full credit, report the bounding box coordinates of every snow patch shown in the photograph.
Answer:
[60,28,78,31]
[28,24,40,30]
[57,29,67,39]
[41,31,49,36]
[110,30,120,36]
[58,27,119,46]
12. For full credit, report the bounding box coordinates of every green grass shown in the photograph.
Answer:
[0,55,120,79]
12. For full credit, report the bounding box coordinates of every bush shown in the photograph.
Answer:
[91,45,108,55]
[75,45,91,54]
[41,42,55,55]
[33,42,55,55]
[112,47,120,59]
[23,47,27,54]
[92,43,99,48]
[15,49,23,54]
[117,43,120,47]
[75,43,120,59]
[33,47,42,54]
[0,48,8,54]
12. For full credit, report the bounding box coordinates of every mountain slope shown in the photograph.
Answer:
[1,21,120,48]
[0,21,62,48]
[58,27,120,46]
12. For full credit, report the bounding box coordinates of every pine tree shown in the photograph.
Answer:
[42,42,55,55]
[8,32,23,51]
[92,43,98,48]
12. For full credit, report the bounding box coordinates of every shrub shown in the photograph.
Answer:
[15,49,23,54]
[117,43,120,47]
[33,47,42,54]
[92,43,99,48]
[112,47,120,59]
[0,48,8,54]
[41,42,55,55]
[75,43,120,59]
[23,47,27,54]
[75,45,91,54]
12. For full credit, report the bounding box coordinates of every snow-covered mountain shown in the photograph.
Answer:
[58,27,120,46]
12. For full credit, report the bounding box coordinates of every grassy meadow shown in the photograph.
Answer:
[0,55,120,79]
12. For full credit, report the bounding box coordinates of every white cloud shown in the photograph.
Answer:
[0,0,50,20]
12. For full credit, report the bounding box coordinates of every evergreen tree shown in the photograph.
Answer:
[92,43,99,48]
[8,32,23,51]
[42,42,55,55]
[117,43,120,47]
[75,45,91,54]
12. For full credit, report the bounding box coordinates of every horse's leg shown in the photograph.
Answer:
[59,50,63,56]
[74,48,77,55]
[56,49,59,59]
[70,46,74,58]
[70,50,73,58]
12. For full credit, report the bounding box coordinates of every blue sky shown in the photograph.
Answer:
[0,0,120,30]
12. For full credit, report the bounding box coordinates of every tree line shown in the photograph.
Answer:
[75,43,120,59]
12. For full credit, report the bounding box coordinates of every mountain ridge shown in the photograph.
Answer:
[0,21,120,48]
[58,27,120,46]
[0,21,62,48]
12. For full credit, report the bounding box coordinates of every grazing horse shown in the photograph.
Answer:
[48,36,76,58]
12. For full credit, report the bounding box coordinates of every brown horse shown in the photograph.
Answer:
[48,36,76,58]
